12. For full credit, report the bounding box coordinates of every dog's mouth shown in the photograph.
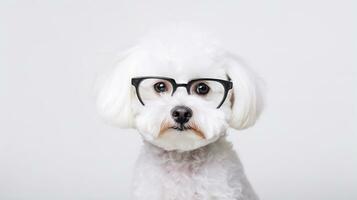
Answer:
[171,124,191,131]
[159,121,205,139]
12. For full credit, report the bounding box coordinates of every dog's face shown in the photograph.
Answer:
[96,27,264,151]
[132,62,232,151]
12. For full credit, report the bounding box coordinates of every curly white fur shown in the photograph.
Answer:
[96,24,264,200]
[132,138,258,200]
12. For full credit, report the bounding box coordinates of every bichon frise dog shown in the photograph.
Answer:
[96,25,264,200]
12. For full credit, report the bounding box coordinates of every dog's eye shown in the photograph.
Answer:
[154,82,167,93]
[195,82,210,95]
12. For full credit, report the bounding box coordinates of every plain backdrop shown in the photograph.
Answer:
[0,0,355,200]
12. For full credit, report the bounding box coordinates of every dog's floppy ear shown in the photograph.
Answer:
[95,48,137,128]
[225,54,265,130]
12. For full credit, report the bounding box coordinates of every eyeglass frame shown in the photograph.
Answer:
[131,76,233,109]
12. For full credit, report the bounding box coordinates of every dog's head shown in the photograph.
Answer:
[96,27,264,151]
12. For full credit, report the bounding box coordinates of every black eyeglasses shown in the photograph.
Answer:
[131,76,233,108]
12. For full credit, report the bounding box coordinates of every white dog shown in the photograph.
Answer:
[96,25,264,200]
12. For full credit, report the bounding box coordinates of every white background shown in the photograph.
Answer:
[0,0,355,199]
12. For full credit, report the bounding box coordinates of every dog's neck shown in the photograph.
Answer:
[142,136,230,173]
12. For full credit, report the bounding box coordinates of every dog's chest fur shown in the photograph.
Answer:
[131,137,259,200]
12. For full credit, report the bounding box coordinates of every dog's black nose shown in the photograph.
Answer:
[171,106,192,124]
